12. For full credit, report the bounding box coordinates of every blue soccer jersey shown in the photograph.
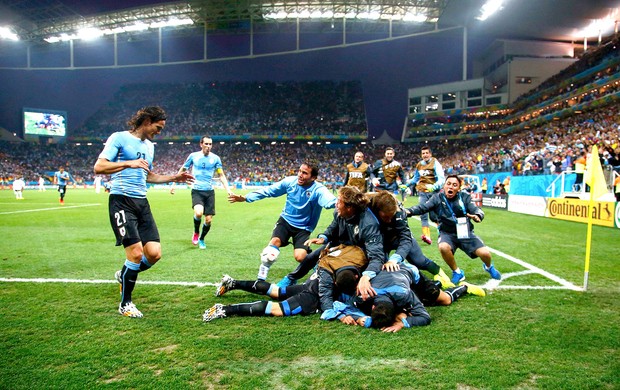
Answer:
[245,176,336,232]
[98,131,154,198]
[182,151,222,191]
[54,171,70,185]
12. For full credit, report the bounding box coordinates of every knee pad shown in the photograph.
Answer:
[260,245,280,266]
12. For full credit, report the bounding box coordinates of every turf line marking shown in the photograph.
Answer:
[0,277,218,287]
[487,248,583,291]
[409,216,584,291]
[0,203,101,215]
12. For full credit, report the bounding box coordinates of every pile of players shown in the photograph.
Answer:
[203,147,502,332]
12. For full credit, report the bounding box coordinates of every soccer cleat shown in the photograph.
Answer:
[118,301,143,318]
[276,275,298,288]
[483,263,502,280]
[192,233,199,245]
[433,269,455,289]
[59,199,64,205]
[421,235,432,245]
[215,274,235,297]
[198,240,206,250]
[459,281,486,297]
[114,270,122,294]
[203,303,226,322]
[451,269,465,284]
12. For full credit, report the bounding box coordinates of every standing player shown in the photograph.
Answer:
[370,147,406,194]
[94,176,103,193]
[13,177,26,200]
[228,163,336,283]
[53,166,72,205]
[38,176,46,192]
[176,135,233,250]
[344,151,371,193]
[94,106,194,318]
[409,146,445,245]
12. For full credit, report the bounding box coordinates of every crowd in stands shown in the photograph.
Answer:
[75,81,367,138]
[2,99,618,190]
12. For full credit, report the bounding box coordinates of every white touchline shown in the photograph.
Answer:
[0,204,101,215]
[410,216,584,291]
[0,277,218,287]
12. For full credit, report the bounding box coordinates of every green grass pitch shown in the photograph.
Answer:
[0,187,618,389]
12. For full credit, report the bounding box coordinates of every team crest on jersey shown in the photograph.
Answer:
[306,190,312,197]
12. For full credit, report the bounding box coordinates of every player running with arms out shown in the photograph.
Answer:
[94,106,194,318]
[228,163,336,282]
[405,174,501,285]
[176,135,233,250]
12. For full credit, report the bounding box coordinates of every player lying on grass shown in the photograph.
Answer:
[204,244,368,322]
[202,268,358,322]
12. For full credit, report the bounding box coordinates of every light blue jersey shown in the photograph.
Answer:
[245,176,336,232]
[182,151,222,191]
[98,131,154,198]
[54,171,70,185]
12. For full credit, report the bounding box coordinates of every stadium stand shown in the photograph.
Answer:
[73,81,367,139]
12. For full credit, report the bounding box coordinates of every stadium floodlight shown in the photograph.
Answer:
[575,16,617,38]
[0,26,19,41]
[77,28,103,41]
[403,13,427,22]
[477,0,505,21]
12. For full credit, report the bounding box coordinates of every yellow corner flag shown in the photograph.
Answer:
[582,145,608,291]
[584,145,607,200]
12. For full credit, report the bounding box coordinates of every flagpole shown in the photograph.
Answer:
[583,185,594,291]
[582,144,603,291]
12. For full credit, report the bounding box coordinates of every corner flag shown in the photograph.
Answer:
[582,145,607,291]
[584,145,607,200]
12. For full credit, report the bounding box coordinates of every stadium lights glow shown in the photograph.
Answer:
[43,18,193,43]
[264,9,430,22]
[575,14,618,38]
[0,26,19,41]
[477,0,504,21]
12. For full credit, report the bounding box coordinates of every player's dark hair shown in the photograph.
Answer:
[334,269,358,295]
[338,186,369,212]
[128,106,167,129]
[301,162,319,178]
[370,298,395,329]
[421,145,431,153]
[446,174,462,186]
[200,135,212,144]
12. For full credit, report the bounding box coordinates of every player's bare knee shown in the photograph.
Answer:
[204,215,213,224]
[438,243,452,255]
[293,250,307,263]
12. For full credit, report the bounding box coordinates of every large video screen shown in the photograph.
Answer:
[23,108,67,137]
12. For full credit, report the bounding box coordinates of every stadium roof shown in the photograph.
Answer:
[1,0,619,44]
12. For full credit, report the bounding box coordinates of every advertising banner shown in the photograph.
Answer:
[481,194,508,209]
[545,198,615,227]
